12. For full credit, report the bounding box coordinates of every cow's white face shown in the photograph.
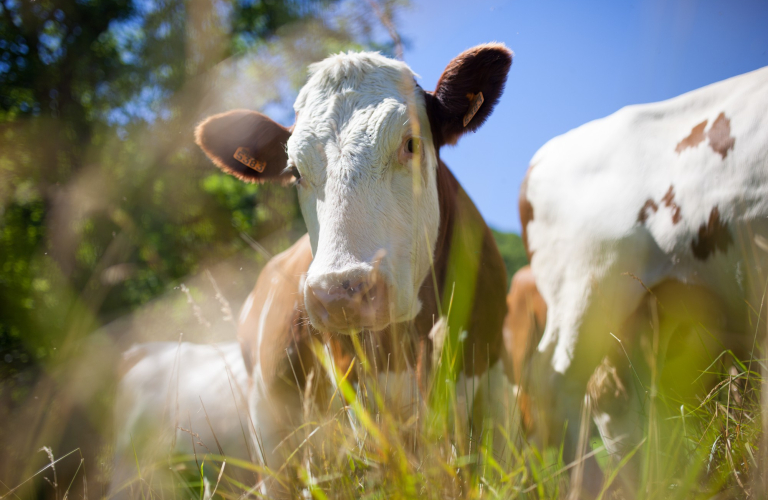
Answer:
[195,43,512,334]
[287,53,439,331]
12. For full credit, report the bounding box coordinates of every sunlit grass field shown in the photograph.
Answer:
[114,347,766,498]
[6,276,763,500]
[1,1,766,498]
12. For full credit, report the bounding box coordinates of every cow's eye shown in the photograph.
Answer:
[399,136,421,164]
[283,164,302,185]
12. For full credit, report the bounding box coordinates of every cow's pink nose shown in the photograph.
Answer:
[305,273,389,332]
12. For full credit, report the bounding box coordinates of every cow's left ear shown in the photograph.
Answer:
[195,109,292,183]
[426,43,512,147]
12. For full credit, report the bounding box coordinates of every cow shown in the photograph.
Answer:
[502,265,615,491]
[502,265,547,435]
[503,266,732,485]
[195,45,515,481]
[520,65,768,491]
[110,341,252,498]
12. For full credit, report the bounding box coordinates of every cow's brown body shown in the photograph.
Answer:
[239,162,507,397]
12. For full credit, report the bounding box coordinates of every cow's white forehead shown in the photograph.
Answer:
[288,51,440,330]
[295,51,417,109]
[290,51,426,183]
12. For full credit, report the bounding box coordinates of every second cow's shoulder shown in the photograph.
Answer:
[525,66,768,262]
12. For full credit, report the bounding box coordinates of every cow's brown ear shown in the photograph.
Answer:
[195,109,292,183]
[427,43,512,147]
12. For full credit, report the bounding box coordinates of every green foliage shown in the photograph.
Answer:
[491,228,528,288]
[0,0,316,406]
[0,0,135,123]
[231,0,330,53]
[0,0,405,491]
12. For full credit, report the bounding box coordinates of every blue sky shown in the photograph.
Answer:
[397,0,768,231]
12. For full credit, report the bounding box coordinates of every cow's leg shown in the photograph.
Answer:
[532,259,651,497]
[588,355,642,488]
[590,279,736,497]
[552,379,605,499]
[586,291,650,469]
[735,221,768,495]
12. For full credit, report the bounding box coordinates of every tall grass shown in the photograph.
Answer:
[17,289,761,500]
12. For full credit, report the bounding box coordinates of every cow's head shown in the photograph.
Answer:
[196,44,511,333]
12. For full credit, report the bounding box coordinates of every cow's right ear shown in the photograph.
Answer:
[195,109,292,183]
[426,43,512,148]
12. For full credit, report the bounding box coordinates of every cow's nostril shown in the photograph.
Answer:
[305,273,389,331]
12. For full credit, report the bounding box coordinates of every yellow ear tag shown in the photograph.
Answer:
[463,92,484,127]
[234,147,266,173]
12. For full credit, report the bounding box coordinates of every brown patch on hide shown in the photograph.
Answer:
[661,185,682,224]
[638,186,682,225]
[519,164,535,260]
[691,206,733,260]
[675,119,708,154]
[637,199,658,224]
[671,205,682,224]
[707,112,735,159]
[674,113,735,160]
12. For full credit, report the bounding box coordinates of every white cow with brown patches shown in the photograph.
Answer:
[520,66,768,484]
[195,45,515,483]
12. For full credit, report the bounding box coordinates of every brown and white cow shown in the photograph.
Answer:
[520,65,768,482]
[195,45,513,473]
[503,266,731,463]
[501,265,546,434]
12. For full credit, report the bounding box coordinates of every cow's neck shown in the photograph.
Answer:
[324,160,507,385]
[428,160,507,377]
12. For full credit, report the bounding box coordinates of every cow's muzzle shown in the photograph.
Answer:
[304,269,391,333]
